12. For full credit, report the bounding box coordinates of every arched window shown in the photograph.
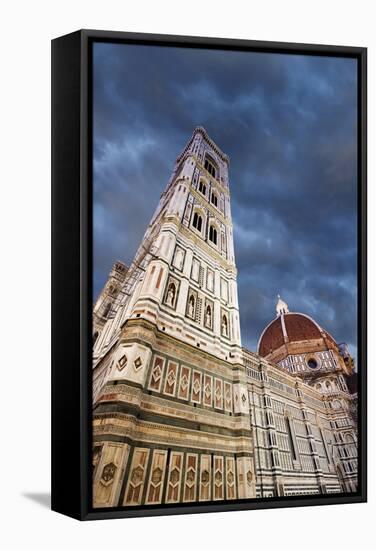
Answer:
[192,211,203,232]
[198,180,206,195]
[204,155,218,178]
[103,302,112,318]
[93,331,99,345]
[211,192,218,207]
[209,225,217,245]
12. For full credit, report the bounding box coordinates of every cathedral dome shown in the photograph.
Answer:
[258,296,339,359]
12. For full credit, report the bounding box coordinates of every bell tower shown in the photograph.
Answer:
[133,126,241,356]
[92,128,255,508]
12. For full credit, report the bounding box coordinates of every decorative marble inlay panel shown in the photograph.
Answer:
[93,443,129,508]
[191,371,202,404]
[215,378,223,410]
[225,457,236,500]
[145,450,168,504]
[100,462,117,486]
[199,454,211,501]
[133,355,143,371]
[213,456,224,500]
[203,374,213,407]
[163,361,179,396]
[124,448,150,506]
[116,354,127,371]
[224,381,233,412]
[183,454,198,502]
[166,452,184,503]
[148,356,165,392]
[236,456,256,499]
[178,365,191,400]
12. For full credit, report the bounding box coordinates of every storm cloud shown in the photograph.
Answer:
[93,42,358,359]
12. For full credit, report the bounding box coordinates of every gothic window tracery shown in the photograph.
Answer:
[211,191,218,207]
[204,155,218,179]
[192,211,203,232]
[198,180,207,196]
[209,225,218,245]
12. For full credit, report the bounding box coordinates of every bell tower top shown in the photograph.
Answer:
[192,126,230,165]
[172,126,230,192]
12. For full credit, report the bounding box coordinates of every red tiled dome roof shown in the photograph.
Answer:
[258,317,285,357]
[258,312,330,357]
[323,329,338,348]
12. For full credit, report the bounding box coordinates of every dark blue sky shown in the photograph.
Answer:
[93,42,358,358]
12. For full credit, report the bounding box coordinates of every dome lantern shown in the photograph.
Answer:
[276,295,289,316]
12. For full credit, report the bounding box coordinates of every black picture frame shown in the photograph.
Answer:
[51,29,367,521]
